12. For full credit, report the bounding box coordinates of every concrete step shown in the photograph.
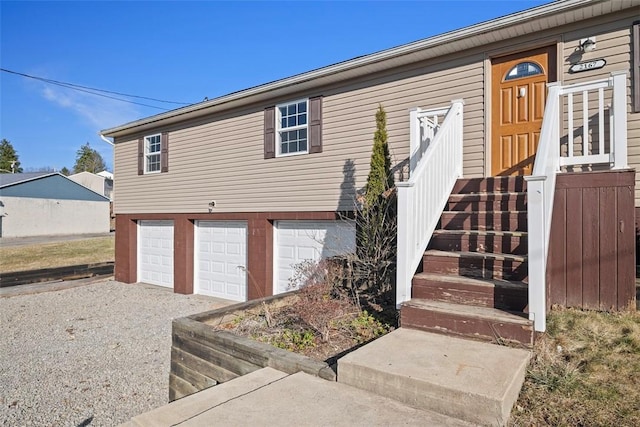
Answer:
[452,176,526,194]
[400,299,534,346]
[412,272,528,311]
[439,211,528,231]
[126,367,473,427]
[423,250,528,281]
[338,328,531,426]
[430,229,528,255]
[446,192,527,212]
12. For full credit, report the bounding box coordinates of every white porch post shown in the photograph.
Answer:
[524,176,547,332]
[396,182,413,307]
[611,71,628,169]
[452,99,464,178]
[409,108,421,173]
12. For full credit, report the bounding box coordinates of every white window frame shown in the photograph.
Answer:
[276,98,309,157]
[144,133,162,174]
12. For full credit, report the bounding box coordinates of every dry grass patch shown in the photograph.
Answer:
[0,237,114,272]
[510,307,640,426]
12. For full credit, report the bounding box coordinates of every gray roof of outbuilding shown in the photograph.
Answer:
[0,172,55,188]
[0,172,109,201]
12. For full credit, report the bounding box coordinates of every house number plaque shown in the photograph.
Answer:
[569,59,606,73]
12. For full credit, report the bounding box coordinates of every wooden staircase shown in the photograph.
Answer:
[400,176,534,347]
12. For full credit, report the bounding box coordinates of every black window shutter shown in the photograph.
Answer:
[309,96,323,154]
[161,132,169,173]
[138,137,144,175]
[264,106,276,159]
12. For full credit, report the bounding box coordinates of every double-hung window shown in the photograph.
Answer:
[137,132,168,175]
[264,96,322,159]
[277,99,308,156]
[145,134,162,173]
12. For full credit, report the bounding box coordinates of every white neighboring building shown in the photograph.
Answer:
[68,171,114,200]
[0,172,110,238]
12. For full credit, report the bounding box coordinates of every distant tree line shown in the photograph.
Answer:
[0,138,107,175]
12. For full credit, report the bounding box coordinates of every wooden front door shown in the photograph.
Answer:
[491,46,556,176]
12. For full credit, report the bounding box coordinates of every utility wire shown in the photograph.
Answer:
[1,67,194,110]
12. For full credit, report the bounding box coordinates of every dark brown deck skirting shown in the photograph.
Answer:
[114,211,344,297]
[547,169,636,311]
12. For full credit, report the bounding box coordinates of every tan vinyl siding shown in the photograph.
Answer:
[115,56,486,214]
[113,9,640,214]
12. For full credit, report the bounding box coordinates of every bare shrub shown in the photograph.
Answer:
[292,280,354,343]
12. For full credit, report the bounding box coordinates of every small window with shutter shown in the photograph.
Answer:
[264,96,322,158]
[139,132,169,175]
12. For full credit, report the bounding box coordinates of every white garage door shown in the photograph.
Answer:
[274,220,356,295]
[138,220,174,288]
[195,221,247,302]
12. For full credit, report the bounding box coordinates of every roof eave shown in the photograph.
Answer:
[101,0,607,138]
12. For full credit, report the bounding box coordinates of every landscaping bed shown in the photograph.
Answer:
[169,283,394,401]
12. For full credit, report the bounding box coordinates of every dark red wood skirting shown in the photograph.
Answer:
[115,215,137,284]
[547,169,636,311]
[173,217,194,295]
[114,211,341,298]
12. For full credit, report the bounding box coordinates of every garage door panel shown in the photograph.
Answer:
[297,247,317,260]
[138,220,174,288]
[212,261,225,273]
[274,221,355,295]
[195,221,247,302]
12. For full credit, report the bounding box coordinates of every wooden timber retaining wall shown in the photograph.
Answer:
[0,262,114,287]
[547,169,636,311]
[170,292,336,402]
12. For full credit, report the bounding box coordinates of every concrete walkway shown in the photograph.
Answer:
[122,328,532,426]
[124,367,473,427]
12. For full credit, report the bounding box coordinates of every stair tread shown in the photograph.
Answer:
[432,229,527,237]
[414,272,528,290]
[424,249,527,262]
[441,210,527,214]
[403,299,531,325]
[449,192,527,198]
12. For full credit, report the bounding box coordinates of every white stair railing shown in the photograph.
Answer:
[525,71,628,332]
[396,99,464,307]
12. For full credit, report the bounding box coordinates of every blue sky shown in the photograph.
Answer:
[1,0,549,172]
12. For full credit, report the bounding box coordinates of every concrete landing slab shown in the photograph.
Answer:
[338,328,531,426]
[126,367,472,427]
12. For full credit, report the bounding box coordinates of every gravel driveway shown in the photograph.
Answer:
[0,279,232,426]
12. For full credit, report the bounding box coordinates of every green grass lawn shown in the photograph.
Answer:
[0,236,115,272]
[510,307,640,426]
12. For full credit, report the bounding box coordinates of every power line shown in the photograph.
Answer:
[1,68,194,110]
